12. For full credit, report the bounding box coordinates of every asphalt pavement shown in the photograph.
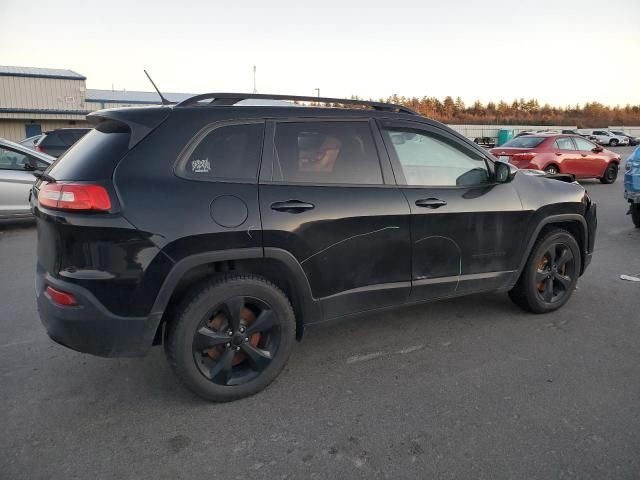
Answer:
[1,146,639,479]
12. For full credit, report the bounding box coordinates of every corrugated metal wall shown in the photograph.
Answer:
[0,76,86,112]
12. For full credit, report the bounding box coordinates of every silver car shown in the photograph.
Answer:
[0,138,54,220]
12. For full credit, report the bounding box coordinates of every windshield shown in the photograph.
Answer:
[501,136,546,148]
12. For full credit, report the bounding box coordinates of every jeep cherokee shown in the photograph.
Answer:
[31,93,597,401]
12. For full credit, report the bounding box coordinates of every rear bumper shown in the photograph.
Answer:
[36,263,161,357]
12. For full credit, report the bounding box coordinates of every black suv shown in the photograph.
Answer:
[35,128,91,157]
[32,93,597,401]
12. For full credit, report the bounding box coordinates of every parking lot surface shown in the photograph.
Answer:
[1,147,639,480]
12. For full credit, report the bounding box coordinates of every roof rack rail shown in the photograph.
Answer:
[174,92,419,115]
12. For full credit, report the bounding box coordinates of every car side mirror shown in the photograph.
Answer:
[592,146,603,153]
[495,161,514,183]
[23,162,36,171]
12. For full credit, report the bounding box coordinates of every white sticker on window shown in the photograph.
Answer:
[192,158,211,173]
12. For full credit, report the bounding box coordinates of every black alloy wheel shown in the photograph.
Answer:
[600,164,618,184]
[534,244,576,305]
[192,296,278,386]
[508,229,581,313]
[166,274,296,402]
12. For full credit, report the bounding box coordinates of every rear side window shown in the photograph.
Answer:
[177,123,264,182]
[47,122,130,180]
[501,137,546,148]
[555,137,576,150]
[273,121,382,185]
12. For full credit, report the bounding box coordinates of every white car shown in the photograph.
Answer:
[585,129,629,146]
[0,138,54,220]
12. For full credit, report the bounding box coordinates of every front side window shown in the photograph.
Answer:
[555,137,576,150]
[383,128,490,187]
[273,121,382,185]
[574,137,597,151]
[178,123,264,181]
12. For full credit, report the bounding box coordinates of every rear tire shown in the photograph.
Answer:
[631,204,640,228]
[509,229,581,314]
[599,164,618,184]
[544,165,559,175]
[165,274,296,402]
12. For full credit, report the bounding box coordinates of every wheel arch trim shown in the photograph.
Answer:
[512,213,588,286]
[150,247,320,340]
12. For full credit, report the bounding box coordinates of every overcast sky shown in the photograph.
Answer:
[1,0,638,106]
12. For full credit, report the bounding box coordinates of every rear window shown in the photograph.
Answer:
[176,122,264,182]
[501,136,546,148]
[47,122,130,180]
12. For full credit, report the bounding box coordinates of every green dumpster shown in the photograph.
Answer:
[497,129,514,146]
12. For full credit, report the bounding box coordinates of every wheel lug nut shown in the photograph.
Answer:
[244,337,249,342]
[225,342,231,348]
[235,346,240,351]
[239,327,245,333]
[227,330,233,336]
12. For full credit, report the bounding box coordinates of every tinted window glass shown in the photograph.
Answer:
[555,137,576,150]
[574,137,597,151]
[47,122,131,180]
[384,128,490,187]
[273,122,382,185]
[501,137,546,148]
[180,123,264,181]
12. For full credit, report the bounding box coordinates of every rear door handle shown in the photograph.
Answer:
[415,198,447,209]
[270,200,315,213]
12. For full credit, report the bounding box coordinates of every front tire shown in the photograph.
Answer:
[509,229,581,314]
[631,204,640,228]
[165,274,296,402]
[599,163,618,184]
[609,139,619,147]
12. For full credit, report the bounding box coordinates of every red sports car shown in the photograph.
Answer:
[490,134,621,183]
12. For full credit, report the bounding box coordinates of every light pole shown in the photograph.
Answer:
[314,88,320,99]
[252,66,257,94]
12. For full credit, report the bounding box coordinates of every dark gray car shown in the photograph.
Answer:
[34,128,91,157]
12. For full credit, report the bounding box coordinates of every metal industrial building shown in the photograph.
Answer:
[0,65,190,142]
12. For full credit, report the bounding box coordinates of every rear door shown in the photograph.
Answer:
[553,136,583,176]
[378,120,528,300]
[259,119,411,320]
[0,145,47,217]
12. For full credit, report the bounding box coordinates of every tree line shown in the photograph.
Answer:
[349,95,640,127]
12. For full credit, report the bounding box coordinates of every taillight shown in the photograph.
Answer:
[46,286,78,306]
[39,182,111,211]
[512,153,536,161]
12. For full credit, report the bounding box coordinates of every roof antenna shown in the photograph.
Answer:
[144,69,171,105]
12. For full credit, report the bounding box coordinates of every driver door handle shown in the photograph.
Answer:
[270,200,315,213]
[415,198,447,209]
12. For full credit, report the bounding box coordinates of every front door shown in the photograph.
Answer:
[0,146,47,217]
[259,119,411,319]
[378,120,529,301]
[573,136,609,178]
